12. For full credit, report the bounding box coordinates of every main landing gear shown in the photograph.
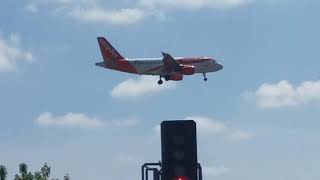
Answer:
[158,75,170,85]
[203,73,208,81]
[158,76,163,85]
[158,74,207,85]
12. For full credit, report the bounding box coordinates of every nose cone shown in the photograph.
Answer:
[216,62,223,71]
[212,59,223,71]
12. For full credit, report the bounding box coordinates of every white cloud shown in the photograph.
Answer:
[30,0,95,6]
[9,33,21,45]
[118,155,134,162]
[36,112,106,129]
[36,112,141,129]
[186,116,227,135]
[25,4,39,13]
[229,130,253,141]
[0,33,34,72]
[69,7,145,25]
[153,117,252,141]
[154,124,161,136]
[252,80,320,108]
[111,118,140,127]
[27,0,146,25]
[140,0,252,10]
[189,116,253,140]
[203,165,229,177]
[26,0,253,25]
[110,76,177,98]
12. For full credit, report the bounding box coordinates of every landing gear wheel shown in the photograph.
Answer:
[203,73,208,82]
[158,76,163,85]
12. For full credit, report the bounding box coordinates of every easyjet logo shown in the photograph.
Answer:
[100,39,119,59]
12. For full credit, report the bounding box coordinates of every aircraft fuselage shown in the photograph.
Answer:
[95,37,223,84]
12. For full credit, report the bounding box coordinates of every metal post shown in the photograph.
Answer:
[146,167,149,180]
[141,163,162,180]
[153,169,159,180]
[197,163,202,180]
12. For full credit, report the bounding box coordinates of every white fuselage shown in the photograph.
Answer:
[126,57,223,76]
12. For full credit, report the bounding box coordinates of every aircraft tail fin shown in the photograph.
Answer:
[97,37,124,61]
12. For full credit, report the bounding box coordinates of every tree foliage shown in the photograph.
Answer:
[63,174,69,180]
[0,163,70,180]
[40,163,50,179]
[0,165,8,180]
[14,163,34,180]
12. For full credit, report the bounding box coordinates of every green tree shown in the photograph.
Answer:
[14,163,33,180]
[63,174,70,180]
[11,163,70,180]
[19,163,27,178]
[40,163,50,180]
[0,165,8,180]
[33,171,42,180]
[14,174,20,180]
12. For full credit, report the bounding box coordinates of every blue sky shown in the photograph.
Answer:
[1,0,320,179]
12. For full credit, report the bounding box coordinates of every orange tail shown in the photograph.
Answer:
[97,37,124,61]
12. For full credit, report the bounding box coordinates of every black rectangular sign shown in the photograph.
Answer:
[161,120,197,180]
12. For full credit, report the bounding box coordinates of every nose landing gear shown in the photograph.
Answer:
[203,73,208,81]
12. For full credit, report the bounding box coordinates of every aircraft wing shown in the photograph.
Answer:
[162,52,180,72]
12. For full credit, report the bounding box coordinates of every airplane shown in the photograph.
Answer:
[95,37,223,85]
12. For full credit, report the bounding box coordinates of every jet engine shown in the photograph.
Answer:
[179,65,195,75]
[167,74,183,81]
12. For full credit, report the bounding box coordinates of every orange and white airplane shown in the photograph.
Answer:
[95,37,223,85]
